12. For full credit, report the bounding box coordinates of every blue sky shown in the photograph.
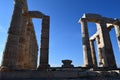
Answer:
[0,0,120,67]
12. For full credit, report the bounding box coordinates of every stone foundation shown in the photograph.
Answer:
[0,68,120,80]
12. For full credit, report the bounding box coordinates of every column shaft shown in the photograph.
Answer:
[1,0,23,70]
[90,40,97,67]
[16,14,28,69]
[114,25,120,50]
[80,19,93,67]
[96,36,104,67]
[96,22,117,68]
[24,21,38,69]
[38,16,50,69]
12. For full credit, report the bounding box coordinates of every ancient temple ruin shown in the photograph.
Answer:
[79,13,120,68]
[0,0,50,70]
[0,0,120,79]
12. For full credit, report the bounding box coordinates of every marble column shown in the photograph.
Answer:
[1,0,23,70]
[16,13,28,69]
[90,40,97,67]
[38,16,50,69]
[80,19,93,67]
[96,21,117,68]
[96,35,104,67]
[114,24,120,50]
[26,21,38,69]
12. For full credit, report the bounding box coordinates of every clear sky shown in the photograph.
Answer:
[0,0,120,67]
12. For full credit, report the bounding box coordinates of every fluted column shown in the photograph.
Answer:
[90,40,97,67]
[96,35,104,67]
[38,16,50,69]
[79,19,93,67]
[114,24,120,50]
[96,21,117,68]
[16,13,28,69]
[1,0,23,70]
[25,21,38,69]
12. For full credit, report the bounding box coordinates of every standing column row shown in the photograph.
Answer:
[79,18,117,68]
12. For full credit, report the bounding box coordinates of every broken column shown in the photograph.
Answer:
[89,40,97,67]
[79,18,93,67]
[1,0,23,70]
[96,21,117,68]
[38,16,50,69]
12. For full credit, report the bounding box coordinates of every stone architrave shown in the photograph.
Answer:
[89,40,97,67]
[38,16,50,69]
[1,0,23,70]
[96,22,117,68]
[79,19,93,67]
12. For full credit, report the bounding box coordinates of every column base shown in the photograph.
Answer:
[37,64,50,70]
